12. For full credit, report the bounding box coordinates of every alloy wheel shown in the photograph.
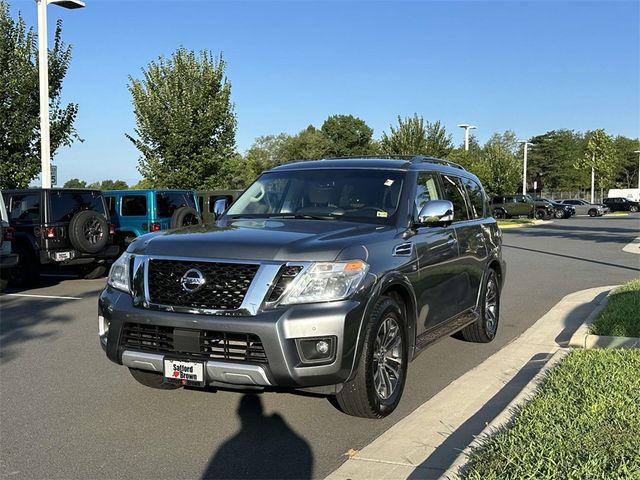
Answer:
[372,316,403,400]
[83,217,104,245]
[484,276,499,338]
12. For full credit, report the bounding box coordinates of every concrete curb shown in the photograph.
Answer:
[325,285,613,480]
[441,349,569,480]
[568,285,640,349]
[622,236,640,255]
[498,219,552,229]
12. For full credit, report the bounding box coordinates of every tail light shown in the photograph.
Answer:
[45,226,57,238]
[3,227,14,241]
[150,222,161,232]
[109,224,116,235]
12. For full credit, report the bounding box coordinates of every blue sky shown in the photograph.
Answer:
[9,0,640,185]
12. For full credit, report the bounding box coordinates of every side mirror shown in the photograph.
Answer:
[212,198,229,219]
[416,200,454,227]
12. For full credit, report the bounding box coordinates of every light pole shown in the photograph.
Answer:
[457,124,477,151]
[36,0,85,188]
[519,140,533,195]
[634,150,640,190]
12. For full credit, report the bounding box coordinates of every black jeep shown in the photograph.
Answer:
[3,188,119,286]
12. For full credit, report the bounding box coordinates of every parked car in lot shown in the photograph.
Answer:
[606,188,640,203]
[602,197,640,213]
[197,189,243,224]
[104,189,201,251]
[557,199,607,216]
[531,198,556,220]
[99,156,506,418]
[491,194,534,219]
[0,192,19,291]
[2,188,119,286]
[533,197,575,219]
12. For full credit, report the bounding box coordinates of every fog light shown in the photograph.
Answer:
[98,315,110,345]
[316,340,330,354]
[296,337,336,365]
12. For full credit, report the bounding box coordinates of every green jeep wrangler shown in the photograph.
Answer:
[197,190,243,224]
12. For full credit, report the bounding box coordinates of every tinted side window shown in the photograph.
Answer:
[441,175,470,222]
[414,172,441,216]
[156,192,197,217]
[106,197,116,217]
[462,178,485,219]
[122,196,147,216]
[9,194,40,222]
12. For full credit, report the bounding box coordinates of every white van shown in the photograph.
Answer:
[607,188,640,202]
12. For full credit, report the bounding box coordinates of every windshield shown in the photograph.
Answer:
[226,169,405,223]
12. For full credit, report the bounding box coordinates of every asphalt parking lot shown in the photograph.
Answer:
[1,215,639,479]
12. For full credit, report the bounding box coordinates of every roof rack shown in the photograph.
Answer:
[323,155,466,170]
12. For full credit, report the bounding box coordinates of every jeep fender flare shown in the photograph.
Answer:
[347,271,417,382]
[13,231,39,257]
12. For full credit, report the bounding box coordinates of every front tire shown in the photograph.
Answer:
[129,368,182,390]
[588,209,597,217]
[334,296,408,418]
[460,270,500,343]
[630,205,639,213]
[554,209,565,219]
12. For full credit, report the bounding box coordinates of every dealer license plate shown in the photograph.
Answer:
[54,251,73,261]
[163,359,205,387]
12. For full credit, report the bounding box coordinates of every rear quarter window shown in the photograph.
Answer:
[462,178,485,219]
[122,196,147,216]
[441,175,471,222]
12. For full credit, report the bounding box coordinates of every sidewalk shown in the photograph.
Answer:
[325,285,615,480]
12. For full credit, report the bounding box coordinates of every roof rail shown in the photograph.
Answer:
[322,155,466,170]
[408,156,466,170]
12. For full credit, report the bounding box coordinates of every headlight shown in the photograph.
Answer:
[107,252,132,293]
[280,260,369,305]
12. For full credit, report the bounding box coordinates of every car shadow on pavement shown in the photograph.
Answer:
[407,351,553,480]
[201,394,314,480]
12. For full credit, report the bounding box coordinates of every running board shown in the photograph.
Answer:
[413,309,479,356]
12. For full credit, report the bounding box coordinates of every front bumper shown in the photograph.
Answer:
[99,287,367,390]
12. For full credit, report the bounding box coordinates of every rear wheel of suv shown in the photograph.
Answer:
[8,243,39,288]
[69,210,109,254]
[554,209,565,219]
[630,205,639,213]
[459,269,500,343]
[493,209,505,219]
[129,368,182,390]
[535,209,548,220]
[171,207,201,228]
[588,209,598,217]
[334,296,407,418]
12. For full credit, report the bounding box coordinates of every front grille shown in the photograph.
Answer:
[121,323,267,363]
[147,259,259,310]
[267,265,303,302]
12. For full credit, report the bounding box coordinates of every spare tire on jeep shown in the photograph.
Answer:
[170,207,201,228]
[69,210,109,254]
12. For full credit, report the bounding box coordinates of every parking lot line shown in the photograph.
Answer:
[2,293,83,300]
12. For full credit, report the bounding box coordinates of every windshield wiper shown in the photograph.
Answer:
[268,214,339,221]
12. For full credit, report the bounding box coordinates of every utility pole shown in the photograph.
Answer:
[590,152,596,204]
[519,140,533,195]
[634,150,640,189]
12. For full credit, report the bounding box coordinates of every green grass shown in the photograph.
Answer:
[463,349,640,480]
[497,219,535,226]
[590,278,640,337]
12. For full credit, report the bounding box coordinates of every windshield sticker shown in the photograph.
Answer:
[377,211,388,218]
[384,179,394,187]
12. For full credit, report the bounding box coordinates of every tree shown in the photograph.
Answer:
[87,179,129,190]
[380,114,429,155]
[476,131,522,196]
[244,133,291,180]
[612,136,640,188]
[320,114,374,156]
[0,0,80,189]
[280,125,332,161]
[126,48,236,189]
[527,130,588,191]
[63,178,87,188]
[380,115,453,157]
[575,129,615,191]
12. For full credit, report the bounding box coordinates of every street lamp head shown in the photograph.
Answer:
[634,150,640,154]
[48,0,85,9]
[457,124,477,129]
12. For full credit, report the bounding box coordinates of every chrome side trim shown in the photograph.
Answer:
[121,350,272,386]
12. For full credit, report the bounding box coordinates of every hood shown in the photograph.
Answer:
[129,218,396,262]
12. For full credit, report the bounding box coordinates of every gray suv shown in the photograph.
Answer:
[99,157,506,418]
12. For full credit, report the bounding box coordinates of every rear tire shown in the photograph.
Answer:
[493,209,505,219]
[459,270,500,343]
[588,209,597,217]
[170,207,201,228]
[129,368,182,390]
[333,296,408,418]
[535,209,547,220]
[630,205,639,213]
[554,209,565,219]
[8,244,39,288]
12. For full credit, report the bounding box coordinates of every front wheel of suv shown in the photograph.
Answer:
[459,269,500,343]
[334,296,408,418]
[129,368,182,390]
